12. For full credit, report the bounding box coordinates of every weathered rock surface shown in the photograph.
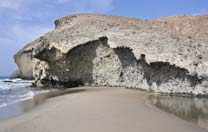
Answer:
[14,14,208,95]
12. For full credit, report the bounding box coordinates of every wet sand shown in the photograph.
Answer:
[0,88,85,120]
[0,87,207,132]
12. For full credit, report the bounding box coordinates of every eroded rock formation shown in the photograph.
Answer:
[33,37,141,87]
[14,14,208,95]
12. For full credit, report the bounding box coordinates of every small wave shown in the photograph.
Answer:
[0,103,7,108]
[18,91,35,98]
[0,78,35,108]
[0,78,33,91]
[0,78,34,83]
[0,95,34,108]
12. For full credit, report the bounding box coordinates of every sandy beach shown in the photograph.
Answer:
[0,87,207,132]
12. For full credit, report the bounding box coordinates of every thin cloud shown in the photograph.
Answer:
[192,9,208,16]
[0,0,24,10]
[72,0,115,13]
[199,10,208,16]
[11,24,51,42]
[56,0,74,4]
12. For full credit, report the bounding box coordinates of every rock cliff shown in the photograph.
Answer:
[14,14,208,95]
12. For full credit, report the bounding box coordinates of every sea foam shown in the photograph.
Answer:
[0,78,35,108]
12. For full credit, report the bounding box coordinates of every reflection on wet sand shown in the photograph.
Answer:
[0,88,86,120]
[148,94,208,130]
[0,94,46,120]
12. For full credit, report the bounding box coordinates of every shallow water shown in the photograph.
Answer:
[0,78,34,107]
[0,90,51,120]
[0,78,49,120]
[0,98,39,120]
[148,94,208,130]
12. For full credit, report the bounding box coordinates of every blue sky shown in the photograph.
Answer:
[0,0,208,76]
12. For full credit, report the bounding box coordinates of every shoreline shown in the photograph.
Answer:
[0,87,88,121]
[0,87,207,132]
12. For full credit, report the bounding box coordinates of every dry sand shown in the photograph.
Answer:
[0,87,207,132]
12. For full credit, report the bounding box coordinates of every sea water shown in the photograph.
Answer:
[0,77,48,120]
[0,78,34,108]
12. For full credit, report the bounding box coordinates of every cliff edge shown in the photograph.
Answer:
[14,14,208,95]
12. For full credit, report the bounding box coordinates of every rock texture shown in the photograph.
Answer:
[14,14,208,95]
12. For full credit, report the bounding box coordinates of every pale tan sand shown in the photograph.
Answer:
[0,87,207,132]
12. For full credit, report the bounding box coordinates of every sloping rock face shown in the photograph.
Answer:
[14,14,208,95]
[14,39,42,79]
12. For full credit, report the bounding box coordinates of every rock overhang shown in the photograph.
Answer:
[14,14,208,95]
